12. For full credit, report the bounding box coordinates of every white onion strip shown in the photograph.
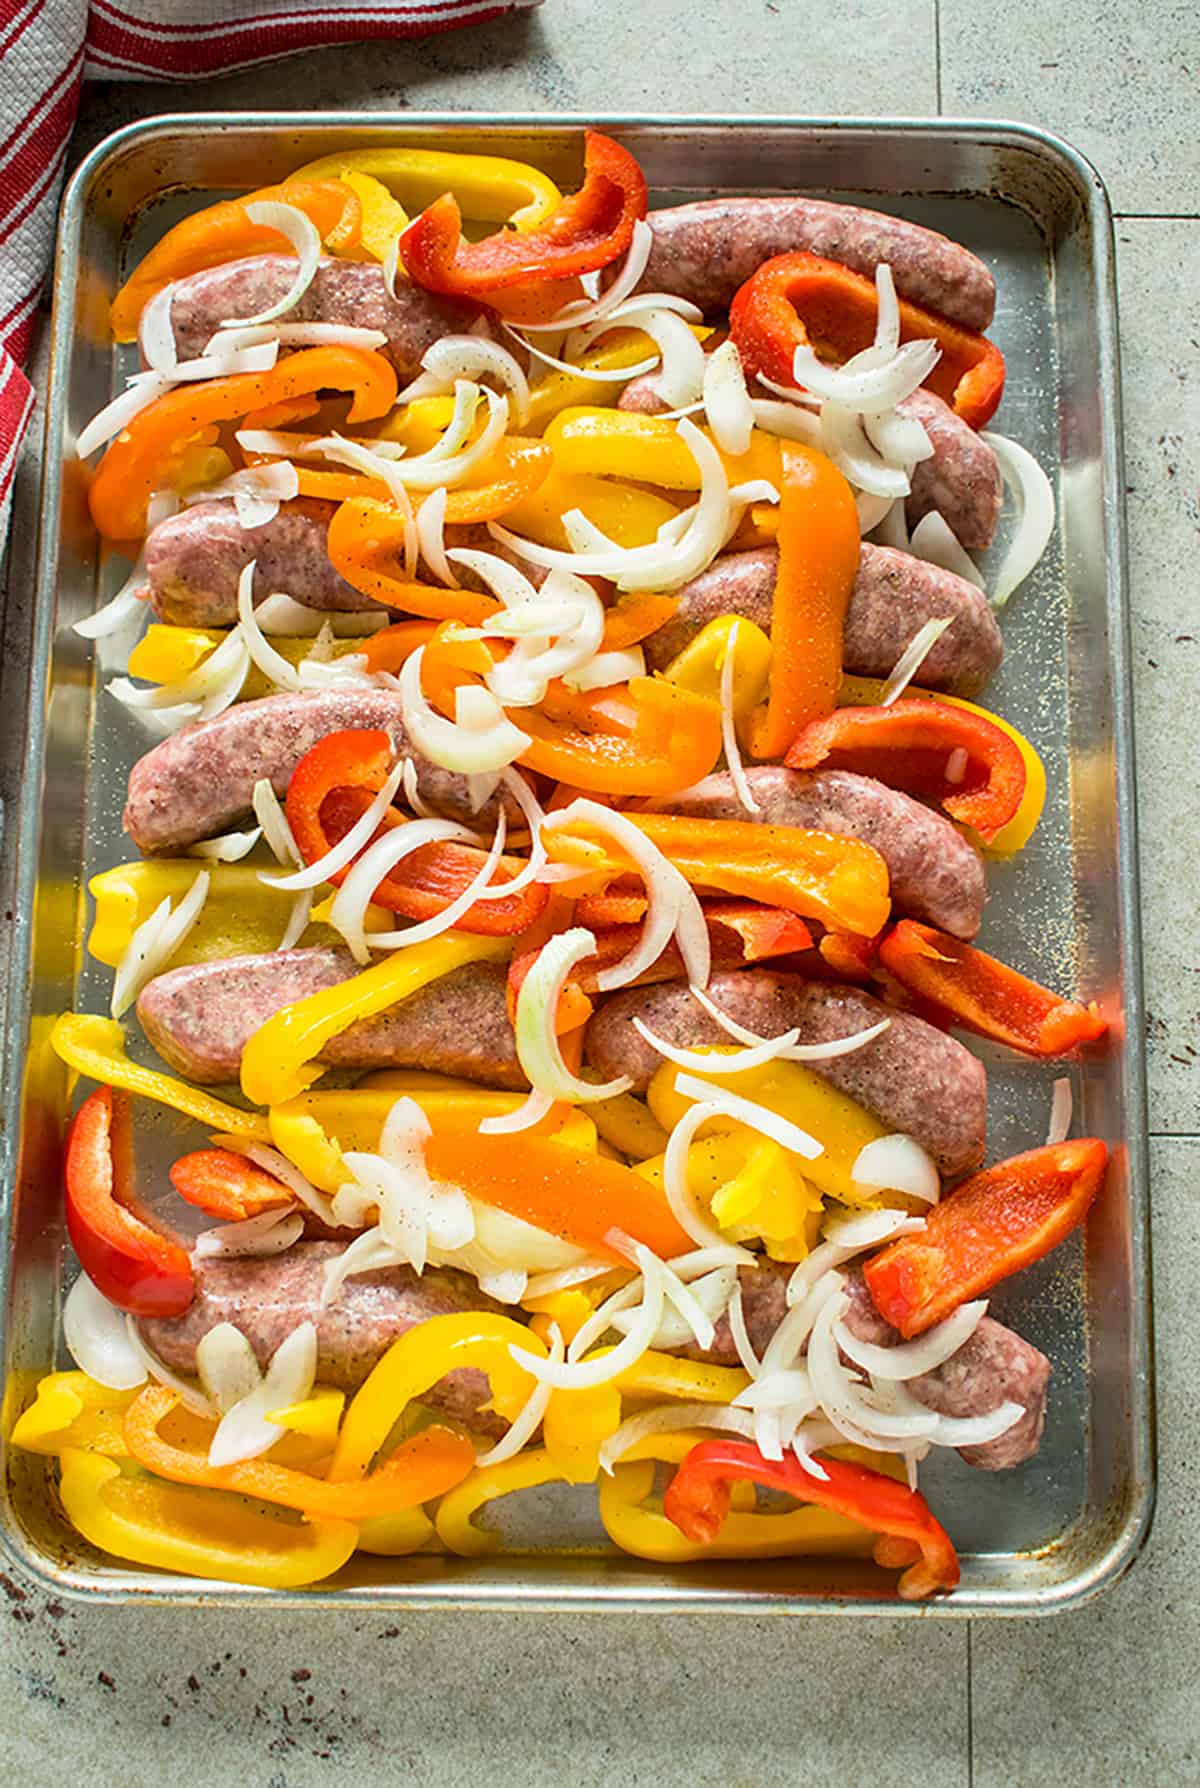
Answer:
[686,983,891,1064]
[851,1133,940,1204]
[63,1276,148,1390]
[785,1209,927,1310]
[125,1319,214,1419]
[671,1072,823,1160]
[808,1289,939,1442]
[325,815,475,963]
[516,220,654,333]
[880,616,955,705]
[661,1101,757,1260]
[511,1244,666,1391]
[420,335,531,427]
[110,869,209,1019]
[599,1401,756,1475]
[261,759,404,892]
[340,811,508,957]
[219,200,322,327]
[416,486,458,587]
[703,339,754,457]
[908,511,986,589]
[475,1323,563,1469]
[194,1208,306,1260]
[836,1300,989,1382]
[207,1322,318,1468]
[509,927,632,1107]
[981,431,1056,607]
[1046,1076,1074,1146]
[793,336,940,411]
[400,646,529,776]
[719,619,760,816]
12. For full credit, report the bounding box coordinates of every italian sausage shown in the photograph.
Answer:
[650,764,986,940]
[144,499,372,627]
[637,196,996,332]
[137,951,522,1088]
[641,543,1003,696]
[583,969,986,1177]
[138,1244,511,1432]
[123,686,503,852]
[152,255,481,377]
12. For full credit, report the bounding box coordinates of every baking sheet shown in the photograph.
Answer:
[0,116,1153,1612]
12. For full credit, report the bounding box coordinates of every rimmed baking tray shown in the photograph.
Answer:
[0,114,1153,1613]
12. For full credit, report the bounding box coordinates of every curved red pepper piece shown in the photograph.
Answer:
[662,1438,960,1601]
[729,250,1005,430]
[400,131,647,301]
[864,1138,1109,1338]
[65,1087,194,1318]
[784,697,1026,843]
[170,1149,294,1222]
[877,921,1107,1057]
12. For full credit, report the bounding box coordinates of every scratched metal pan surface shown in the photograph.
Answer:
[0,115,1152,1613]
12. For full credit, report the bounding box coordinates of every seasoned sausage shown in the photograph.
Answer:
[637,196,996,332]
[651,764,986,940]
[144,499,374,627]
[123,687,502,852]
[138,1244,511,1431]
[137,951,522,1088]
[153,255,481,377]
[641,544,1002,697]
[584,969,986,1177]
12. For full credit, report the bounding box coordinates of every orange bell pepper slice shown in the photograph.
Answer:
[864,1139,1109,1337]
[785,697,1027,844]
[123,1384,474,1519]
[730,250,1006,430]
[110,181,362,343]
[169,1148,295,1222]
[360,619,439,674]
[88,345,397,541]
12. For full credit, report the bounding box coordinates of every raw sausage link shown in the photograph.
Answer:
[155,254,482,376]
[637,196,996,332]
[123,686,500,852]
[583,968,986,1177]
[649,764,986,940]
[138,1244,511,1432]
[641,543,1003,697]
[137,952,522,1088]
[144,499,372,627]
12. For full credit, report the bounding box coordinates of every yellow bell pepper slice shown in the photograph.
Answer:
[11,1372,138,1459]
[542,1383,622,1485]
[355,1507,437,1556]
[291,147,563,233]
[240,932,510,1107]
[635,1130,824,1262]
[525,1288,608,1347]
[266,1389,346,1450]
[434,1448,565,1557]
[499,465,681,551]
[523,331,680,432]
[648,1054,890,1210]
[546,408,783,491]
[376,393,463,452]
[581,1085,669,1162]
[50,1012,271,1139]
[88,861,336,970]
[613,1350,750,1406]
[127,625,369,705]
[838,675,1046,859]
[662,613,772,717]
[334,170,410,263]
[330,1312,545,1483]
[58,1448,358,1588]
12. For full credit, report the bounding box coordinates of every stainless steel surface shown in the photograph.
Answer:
[0,114,1152,1614]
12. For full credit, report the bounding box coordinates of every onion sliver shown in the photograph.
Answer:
[516,221,654,333]
[190,826,262,863]
[63,1275,148,1390]
[261,759,404,891]
[506,326,659,384]
[981,430,1056,608]
[563,647,645,692]
[472,768,547,901]
[445,546,543,613]
[808,1291,939,1441]
[821,401,912,499]
[110,869,209,1020]
[704,340,755,457]
[1046,1076,1074,1146]
[236,560,305,691]
[885,1382,1026,1448]
[727,1284,762,1377]
[599,1400,756,1474]
[836,1299,989,1382]
[212,1135,337,1228]
[416,486,458,587]
[195,1208,306,1260]
[253,593,387,637]
[475,1324,562,1468]
[732,1368,815,1412]
[219,201,322,327]
[661,1100,758,1260]
[125,1319,214,1418]
[793,335,940,411]
[207,1321,318,1468]
[350,811,509,955]
[750,398,822,447]
[512,927,632,1103]
[140,283,179,371]
[325,815,476,963]
[196,1324,263,1413]
[851,1132,940,1204]
[633,1019,797,1076]
[785,1209,926,1309]
[686,983,890,1063]
[671,1072,823,1160]
[880,616,955,706]
[873,264,900,354]
[252,777,301,866]
[511,1243,666,1391]
[863,405,933,467]
[421,335,531,426]
[400,646,529,775]
[908,510,985,589]
[719,618,760,815]
[872,498,911,551]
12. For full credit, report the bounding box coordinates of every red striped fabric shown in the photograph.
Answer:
[0,0,541,536]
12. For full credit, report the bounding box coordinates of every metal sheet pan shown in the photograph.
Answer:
[0,114,1153,1614]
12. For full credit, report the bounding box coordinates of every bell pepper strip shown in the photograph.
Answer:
[542,1384,623,1484]
[785,696,1027,844]
[267,1389,346,1450]
[109,180,362,342]
[88,861,333,970]
[499,464,682,552]
[661,1439,961,1599]
[817,927,880,981]
[285,729,547,934]
[400,130,646,303]
[745,442,861,758]
[63,1086,193,1319]
[544,406,783,491]
[123,1384,474,1519]
[601,592,680,650]
[635,1128,824,1262]
[240,394,323,432]
[839,675,1047,858]
[292,145,564,234]
[612,1352,751,1407]
[505,951,594,1036]
[51,1013,272,1140]
[663,613,772,715]
[326,498,497,624]
[359,619,439,675]
[11,1373,139,1460]
[547,811,891,939]
[647,1055,895,1212]
[58,1447,358,1588]
[169,1148,293,1221]
[322,170,409,263]
[729,251,1006,431]
[523,328,712,433]
[88,346,398,541]
[514,677,725,799]
[434,1449,566,1556]
[877,921,1107,1058]
[126,623,369,707]
[421,1131,694,1262]
[581,1088,670,1164]
[355,1507,437,1556]
[239,931,511,1107]
[864,1138,1109,1337]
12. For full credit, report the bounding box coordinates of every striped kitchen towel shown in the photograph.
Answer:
[0,0,541,535]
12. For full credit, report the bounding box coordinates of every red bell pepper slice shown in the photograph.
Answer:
[64,1087,194,1319]
[662,1438,960,1601]
[729,250,1006,430]
[864,1138,1109,1338]
[400,130,647,302]
[286,728,547,935]
[877,921,1107,1057]
[785,697,1027,844]
[170,1149,294,1222]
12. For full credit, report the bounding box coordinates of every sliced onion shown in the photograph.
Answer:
[512,927,632,1103]
[517,221,654,333]
[633,1020,797,1077]
[75,580,146,642]
[277,889,313,951]
[416,486,458,587]
[511,1243,666,1391]
[821,402,912,499]
[885,1380,1026,1448]
[880,617,955,706]
[211,322,387,353]
[421,335,531,426]
[140,282,179,370]
[703,340,754,457]
[785,1209,926,1309]
[382,235,402,300]
[252,777,301,866]
[908,510,985,589]
[750,398,822,447]
[315,434,418,575]
[719,619,760,815]
[253,593,386,637]
[761,1267,847,1377]
[686,983,890,1063]
[793,336,940,411]
[62,1275,148,1390]
[76,373,170,459]
[1046,1076,1074,1146]
[562,647,645,692]
[873,264,900,354]
[599,1400,755,1474]
[196,1324,263,1413]
[182,461,300,514]
[981,431,1056,607]
[344,810,507,956]
[326,815,474,963]
[235,559,303,692]
[329,387,509,494]
[475,1323,562,1468]
[125,1318,214,1418]
[672,1072,823,1160]
[621,307,706,408]
[208,1321,318,1467]
[110,868,209,1019]
[863,406,934,467]
[837,1299,988,1382]
[661,1100,758,1259]
[108,626,249,715]
[852,1132,941,1204]
[505,325,658,384]
[727,1283,762,1378]
[473,767,547,901]
[400,646,529,775]
[194,1208,306,1259]
[262,758,404,891]
[872,498,911,551]
[523,1260,611,1300]
[621,1263,736,1352]
[855,491,894,533]
[321,1228,404,1307]
[808,1290,939,1441]
[219,201,321,326]
[732,1367,814,1412]
[445,546,543,613]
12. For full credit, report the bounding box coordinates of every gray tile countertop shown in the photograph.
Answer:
[1,2,1197,1780]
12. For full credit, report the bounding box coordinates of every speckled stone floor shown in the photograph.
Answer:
[0,3,1196,1780]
